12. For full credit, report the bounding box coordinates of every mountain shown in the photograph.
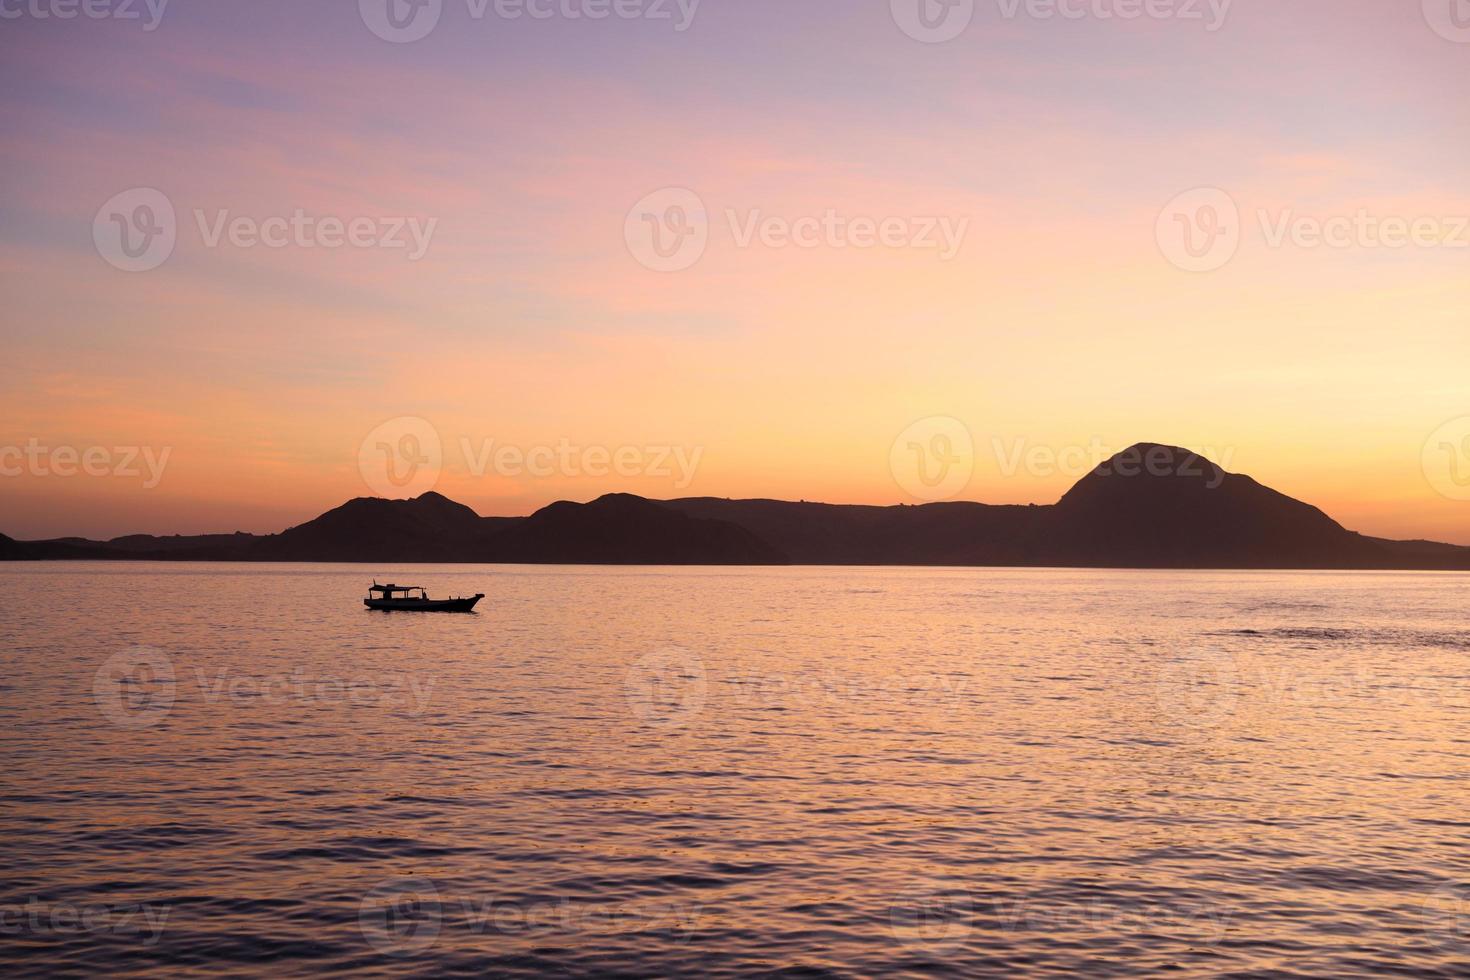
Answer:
[661,498,1044,565]
[0,531,121,561]
[668,444,1467,569]
[253,491,509,562]
[3,444,1469,569]
[1035,443,1390,568]
[481,493,786,564]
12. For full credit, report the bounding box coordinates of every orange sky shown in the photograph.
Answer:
[2,1,1468,543]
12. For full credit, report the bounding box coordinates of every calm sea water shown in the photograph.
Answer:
[3,563,1470,977]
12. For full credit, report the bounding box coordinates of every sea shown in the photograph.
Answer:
[2,563,1469,977]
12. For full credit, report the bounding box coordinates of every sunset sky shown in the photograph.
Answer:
[3,0,1468,542]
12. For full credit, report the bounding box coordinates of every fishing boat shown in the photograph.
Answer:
[364,582,484,613]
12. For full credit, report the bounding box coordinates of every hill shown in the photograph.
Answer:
[4,445,1468,569]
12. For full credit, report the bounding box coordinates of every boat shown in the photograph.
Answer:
[364,582,484,613]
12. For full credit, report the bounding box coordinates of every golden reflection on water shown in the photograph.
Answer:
[2,564,1468,976]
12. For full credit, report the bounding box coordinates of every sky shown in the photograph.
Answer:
[1,0,1468,542]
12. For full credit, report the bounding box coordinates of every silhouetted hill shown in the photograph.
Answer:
[105,532,258,554]
[663,498,1044,565]
[483,493,787,564]
[4,444,1469,568]
[666,444,1470,569]
[1369,537,1470,568]
[0,533,120,560]
[1038,444,1388,567]
[253,493,503,562]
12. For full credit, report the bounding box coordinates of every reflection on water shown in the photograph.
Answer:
[2,563,1469,976]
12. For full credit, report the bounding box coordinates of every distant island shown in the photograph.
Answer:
[4,444,1468,569]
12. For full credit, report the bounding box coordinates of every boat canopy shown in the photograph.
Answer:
[369,583,425,595]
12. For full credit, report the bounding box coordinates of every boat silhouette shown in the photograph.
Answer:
[364,582,483,613]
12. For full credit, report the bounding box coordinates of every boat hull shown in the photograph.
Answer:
[364,594,483,613]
